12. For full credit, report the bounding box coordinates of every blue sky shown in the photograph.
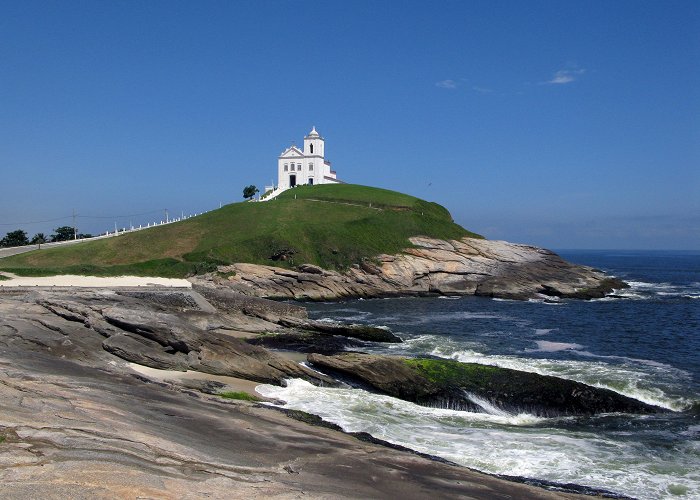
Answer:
[1,1,698,249]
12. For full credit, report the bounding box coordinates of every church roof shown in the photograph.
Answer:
[279,145,304,158]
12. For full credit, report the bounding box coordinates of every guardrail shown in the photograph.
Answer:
[0,211,210,260]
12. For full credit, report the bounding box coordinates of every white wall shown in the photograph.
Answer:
[277,133,336,188]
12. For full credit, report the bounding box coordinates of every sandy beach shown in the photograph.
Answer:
[0,273,192,288]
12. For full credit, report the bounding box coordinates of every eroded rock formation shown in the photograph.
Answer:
[2,288,333,385]
[205,237,627,301]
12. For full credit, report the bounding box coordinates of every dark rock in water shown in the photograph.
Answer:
[248,319,400,354]
[307,353,443,403]
[308,353,667,417]
[278,317,402,343]
[248,331,366,354]
[536,278,629,300]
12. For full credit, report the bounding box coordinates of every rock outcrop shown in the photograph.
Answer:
[307,353,667,417]
[3,288,334,386]
[0,349,584,500]
[194,283,402,343]
[0,285,655,498]
[204,236,626,301]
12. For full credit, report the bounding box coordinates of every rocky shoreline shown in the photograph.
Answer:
[0,242,638,498]
[203,236,627,301]
[0,276,651,498]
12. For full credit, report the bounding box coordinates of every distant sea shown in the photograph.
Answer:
[258,250,700,499]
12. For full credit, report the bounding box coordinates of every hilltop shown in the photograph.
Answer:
[0,184,480,278]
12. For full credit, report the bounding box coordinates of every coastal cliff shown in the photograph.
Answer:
[0,184,627,303]
[205,236,626,301]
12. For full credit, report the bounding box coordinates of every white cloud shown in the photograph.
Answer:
[545,67,586,85]
[471,86,493,93]
[436,79,458,89]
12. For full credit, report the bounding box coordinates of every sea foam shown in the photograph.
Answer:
[257,379,700,500]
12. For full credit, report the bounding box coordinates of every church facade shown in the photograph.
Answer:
[276,127,339,189]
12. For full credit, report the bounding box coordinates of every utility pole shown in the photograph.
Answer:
[72,209,77,240]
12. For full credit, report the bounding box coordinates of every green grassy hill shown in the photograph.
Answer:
[0,184,482,278]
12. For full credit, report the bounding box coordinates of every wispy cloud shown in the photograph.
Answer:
[436,79,458,89]
[471,86,493,94]
[544,67,586,85]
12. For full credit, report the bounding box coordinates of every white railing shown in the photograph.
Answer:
[0,210,213,260]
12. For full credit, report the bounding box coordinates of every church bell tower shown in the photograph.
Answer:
[303,126,324,157]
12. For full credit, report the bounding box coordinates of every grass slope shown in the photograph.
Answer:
[0,184,481,277]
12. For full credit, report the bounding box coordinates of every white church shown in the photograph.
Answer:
[275,127,340,190]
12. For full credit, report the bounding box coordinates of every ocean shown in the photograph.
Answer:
[257,250,700,499]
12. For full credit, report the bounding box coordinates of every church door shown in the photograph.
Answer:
[290,174,296,187]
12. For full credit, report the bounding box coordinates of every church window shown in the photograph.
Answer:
[310,143,314,154]
[284,164,288,172]
[309,163,313,171]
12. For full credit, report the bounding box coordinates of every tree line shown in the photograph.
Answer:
[0,226,93,248]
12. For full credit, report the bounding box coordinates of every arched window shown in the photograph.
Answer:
[310,143,314,154]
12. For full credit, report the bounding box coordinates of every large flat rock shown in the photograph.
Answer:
[206,236,626,301]
[0,291,586,499]
[1,288,332,386]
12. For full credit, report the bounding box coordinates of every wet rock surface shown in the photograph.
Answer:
[204,236,627,301]
[0,287,586,499]
[308,353,667,417]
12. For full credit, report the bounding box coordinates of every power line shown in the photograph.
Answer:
[0,216,72,226]
[0,209,165,226]
[76,209,163,220]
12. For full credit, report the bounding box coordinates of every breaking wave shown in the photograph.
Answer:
[257,379,700,499]
[430,346,692,411]
[601,280,700,301]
